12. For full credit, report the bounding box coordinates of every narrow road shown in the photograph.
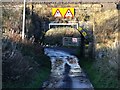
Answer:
[42,48,93,89]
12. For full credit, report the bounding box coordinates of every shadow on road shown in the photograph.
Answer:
[62,63,72,89]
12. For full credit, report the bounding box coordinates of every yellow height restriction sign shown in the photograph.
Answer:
[52,8,74,18]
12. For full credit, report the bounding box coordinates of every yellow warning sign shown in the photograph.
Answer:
[52,8,74,18]
[64,8,74,18]
[52,8,64,17]
[54,9,63,17]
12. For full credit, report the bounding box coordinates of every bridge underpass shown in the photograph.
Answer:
[44,22,94,58]
[42,22,95,89]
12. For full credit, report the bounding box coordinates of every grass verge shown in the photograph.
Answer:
[25,67,50,88]
[79,57,119,89]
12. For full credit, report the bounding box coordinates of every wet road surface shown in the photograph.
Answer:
[42,48,94,89]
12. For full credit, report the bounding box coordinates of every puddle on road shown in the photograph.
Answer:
[43,48,93,89]
[44,48,81,77]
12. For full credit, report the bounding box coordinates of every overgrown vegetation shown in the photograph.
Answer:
[78,9,119,89]
[2,39,51,88]
[79,57,119,88]
[2,3,51,88]
[2,3,50,44]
